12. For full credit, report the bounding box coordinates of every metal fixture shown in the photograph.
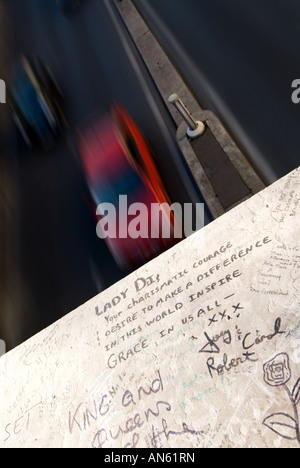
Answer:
[168,93,205,138]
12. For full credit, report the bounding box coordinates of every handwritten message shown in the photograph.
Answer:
[0,168,299,448]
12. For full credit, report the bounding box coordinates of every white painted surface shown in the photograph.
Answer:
[0,168,299,448]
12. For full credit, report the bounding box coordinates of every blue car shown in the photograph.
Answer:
[8,56,65,151]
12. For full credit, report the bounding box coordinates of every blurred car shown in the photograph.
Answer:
[8,56,65,151]
[78,105,180,272]
[56,0,80,13]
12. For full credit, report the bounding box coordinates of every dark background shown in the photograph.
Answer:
[134,0,300,184]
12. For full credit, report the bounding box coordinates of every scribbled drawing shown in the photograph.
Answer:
[262,353,300,445]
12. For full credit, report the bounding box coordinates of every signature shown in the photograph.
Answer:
[199,317,286,379]
[150,418,205,448]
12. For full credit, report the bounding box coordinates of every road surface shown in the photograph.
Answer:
[133,0,300,184]
[2,0,211,349]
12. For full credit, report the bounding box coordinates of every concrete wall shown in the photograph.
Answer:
[0,167,299,448]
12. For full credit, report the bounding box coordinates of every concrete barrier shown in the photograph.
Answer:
[0,167,299,448]
[0,79,5,104]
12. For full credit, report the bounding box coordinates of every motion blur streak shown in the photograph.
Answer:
[0,0,211,350]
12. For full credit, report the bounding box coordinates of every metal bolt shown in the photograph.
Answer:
[168,93,205,138]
